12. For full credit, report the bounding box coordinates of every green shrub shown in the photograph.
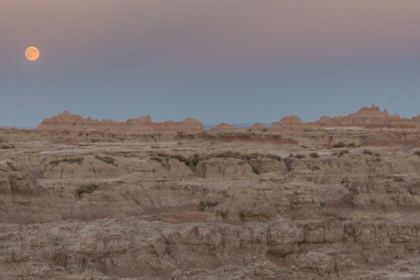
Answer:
[169,154,190,166]
[266,154,282,161]
[346,142,361,148]
[157,152,170,157]
[198,201,220,212]
[95,155,115,165]
[50,157,84,166]
[242,153,260,160]
[289,154,305,159]
[150,156,163,163]
[310,153,320,158]
[76,184,98,198]
[1,145,15,150]
[363,149,373,155]
[394,177,404,182]
[190,154,201,166]
[338,150,349,157]
[333,142,346,148]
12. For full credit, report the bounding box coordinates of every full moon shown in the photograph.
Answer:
[25,46,40,61]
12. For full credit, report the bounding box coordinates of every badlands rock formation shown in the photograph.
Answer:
[36,111,204,132]
[209,123,239,132]
[249,123,268,132]
[266,105,417,132]
[269,116,307,132]
[1,106,420,279]
[317,105,416,129]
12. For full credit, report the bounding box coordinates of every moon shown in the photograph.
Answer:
[25,46,40,61]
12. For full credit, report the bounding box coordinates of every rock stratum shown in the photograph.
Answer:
[36,111,204,132]
[1,105,420,279]
[36,105,419,134]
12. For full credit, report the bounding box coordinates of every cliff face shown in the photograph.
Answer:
[36,111,204,132]
[327,105,415,129]
[269,116,307,132]
[268,105,417,132]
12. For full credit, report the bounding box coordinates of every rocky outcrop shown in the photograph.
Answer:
[269,116,308,132]
[209,123,239,132]
[36,111,204,132]
[313,105,416,129]
[249,123,268,132]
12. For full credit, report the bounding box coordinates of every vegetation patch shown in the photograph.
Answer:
[150,156,163,163]
[50,157,84,166]
[1,145,15,150]
[338,150,349,157]
[156,152,170,158]
[415,151,420,157]
[198,201,220,212]
[363,149,373,155]
[333,142,361,149]
[394,176,404,182]
[76,184,98,198]
[310,152,320,158]
[95,155,115,165]
[289,154,306,159]
[312,166,321,171]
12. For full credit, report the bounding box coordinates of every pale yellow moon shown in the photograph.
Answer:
[25,46,40,61]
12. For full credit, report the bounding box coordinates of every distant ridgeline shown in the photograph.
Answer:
[35,105,420,132]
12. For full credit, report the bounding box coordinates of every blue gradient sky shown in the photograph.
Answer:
[1,0,420,127]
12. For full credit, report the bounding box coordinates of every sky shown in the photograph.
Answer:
[1,0,420,127]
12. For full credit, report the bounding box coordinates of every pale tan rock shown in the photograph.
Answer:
[209,123,239,132]
[36,111,204,132]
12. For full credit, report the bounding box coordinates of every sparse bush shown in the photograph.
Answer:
[374,152,381,157]
[242,153,260,160]
[333,142,346,148]
[338,150,349,157]
[151,145,161,149]
[289,154,305,159]
[312,166,320,171]
[310,152,320,158]
[150,156,163,163]
[266,154,282,161]
[190,154,201,166]
[50,157,84,166]
[1,145,15,150]
[394,177,404,182]
[346,142,361,148]
[363,149,373,155]
[320,201,326,208]
[76,184,98,198]
[262,129,268,132]
[415,151,420,157]
[169,154,190,166]
[157,152,170,158]
[198,201,220,212]
[95,155,115,165]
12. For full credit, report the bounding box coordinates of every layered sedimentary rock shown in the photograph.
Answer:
[209,123,239,132]
[249,123,267,132]
[268,116,307,132]
[36,111,204,132]
[268,105,417,132]
[322,105,416,129]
